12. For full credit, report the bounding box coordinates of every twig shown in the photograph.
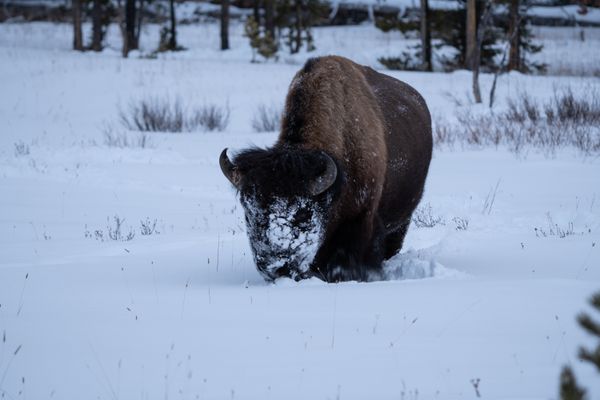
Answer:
[330,284,338,349]
[16,273,28,317]
[0,344,22,394]
[88,343,119,400]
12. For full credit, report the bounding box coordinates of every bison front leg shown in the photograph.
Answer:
[317,212,386,282]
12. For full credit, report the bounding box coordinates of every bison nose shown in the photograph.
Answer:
[275,263,291,278]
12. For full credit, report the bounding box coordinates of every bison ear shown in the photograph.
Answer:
[308,152,337,196]
[219,148,241,188]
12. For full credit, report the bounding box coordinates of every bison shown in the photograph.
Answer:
[220,56,432,282]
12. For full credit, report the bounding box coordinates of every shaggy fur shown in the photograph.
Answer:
[223,56,432,282]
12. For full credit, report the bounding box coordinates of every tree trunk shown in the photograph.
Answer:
[169,0,177,49]
[465,0,477,69]
[472,0,494,103]
[72,0,83,51]
[220,0,230,50]
[91,0,103,51]
[294,0,302,54]
[507,0,521,71]
[420,0,431,71]
[136,0,144,46]
[264,0,275,39]
[253,0,261,25]
[472,61,482,103]
[125,0,137,53]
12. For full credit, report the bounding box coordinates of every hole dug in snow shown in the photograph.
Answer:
[381,249,466,281]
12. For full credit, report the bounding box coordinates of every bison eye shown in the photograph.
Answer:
[294,208,311,225]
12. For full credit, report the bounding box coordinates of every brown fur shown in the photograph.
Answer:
[223,56,432,282]
[279,56,431,280]
[279,56,389,255]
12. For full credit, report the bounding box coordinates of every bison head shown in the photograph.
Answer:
[220,147,338,281]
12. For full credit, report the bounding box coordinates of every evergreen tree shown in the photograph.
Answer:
[244,16,277,62]
[432,1,503,72]
[559,291,600,400]
[560,366,586,400]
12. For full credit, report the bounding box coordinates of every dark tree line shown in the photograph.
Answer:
[72,0,177,56]
[71,0,543,78]
[376,0,543,74]
[243,0,327,59]
[72,0,113,52]
[376,0,544,103]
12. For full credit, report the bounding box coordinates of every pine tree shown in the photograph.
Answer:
[560,367,586,400]
[559,291,600,400]
[577,292,600,371]
[432,1,503,72]
[244,16,277,62]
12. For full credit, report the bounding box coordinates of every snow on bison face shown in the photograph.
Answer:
[240,194,326,281]
[219,147,338,281]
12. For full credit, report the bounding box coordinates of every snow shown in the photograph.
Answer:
[527,5,600,25]
[328,0,463,11]
[1,21,600,400]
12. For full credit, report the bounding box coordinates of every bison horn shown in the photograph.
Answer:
[309,153,337,196]
[219,148,241,188]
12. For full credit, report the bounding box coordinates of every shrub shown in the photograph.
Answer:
[252,104,282,132]
[107,215,135,241]
[14,141,30,157]
[191,103,230,132]
[412,203,445,228]
[434,88,600,156]
[140,217,160,236]
[119,98,230,133]
[533,214,588,239]
[452,217,469,231]
[102,124,153,149]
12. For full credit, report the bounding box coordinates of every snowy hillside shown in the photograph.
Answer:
[0,22,599,400]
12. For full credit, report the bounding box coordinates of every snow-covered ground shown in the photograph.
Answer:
[1,21,599,400]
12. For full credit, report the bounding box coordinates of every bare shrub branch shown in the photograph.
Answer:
[434,88,600,156]
[252,104,282,132]
[140,217,160,236]
[119,97,230,133]
[412,203,445,228]
[14,141,30,157]
[102,124,154,148]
